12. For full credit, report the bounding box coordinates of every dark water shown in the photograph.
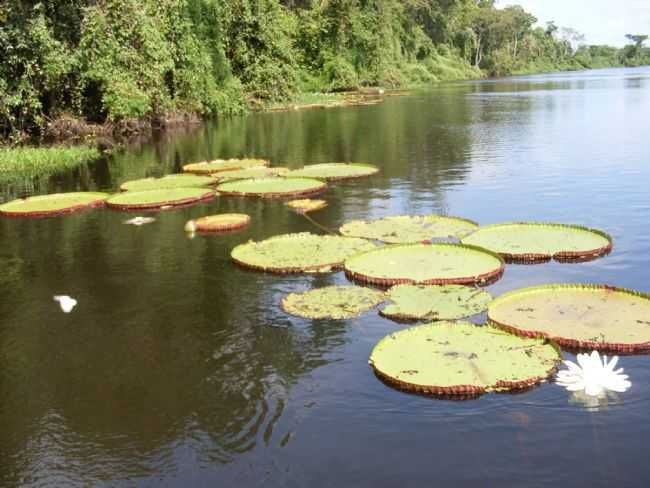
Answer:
[1,67,650,487]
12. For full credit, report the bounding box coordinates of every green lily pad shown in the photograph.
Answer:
[344,243,504,286]
[488,284,650,353]
[183,158,269,174]
[215,166,289,180]
[231,232,377,273]
[381,284,492,321]
[282,285,386,319]
[0,192,109,217]
[217,177,327,198]
[120,174,216,191]
[340,215,479,243]
[106,188,214,210]
[286,163,379,181]
[369,321,561,396]
[185,213,250,233]
[461,222,612,262]
[286,199,328,213]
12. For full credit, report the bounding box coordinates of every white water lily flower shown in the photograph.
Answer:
[124,216,155,226]
[53,295,77,313]
[556,350,631,397]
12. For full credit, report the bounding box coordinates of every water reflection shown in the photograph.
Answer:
[567,390,624,411]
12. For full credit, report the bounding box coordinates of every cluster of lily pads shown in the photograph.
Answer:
[0,159,378,217]
[228,196,647,399]
[2,155,646,401]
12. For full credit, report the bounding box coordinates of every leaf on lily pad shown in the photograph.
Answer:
[106,188,214,210]
[285,163,379,181]
[185,213,250,233]
[381,284,492,321]
[0,192,109,217]
[340,215,478,243]
[344,243,504,287]
[231,232,377,273]
[282,285,386,319]
[120,174,217,191]
[183,158,269,174]
[461,222,612,262]
[286,199,327,213]
[217,177,327,198]
[488,284,650,353]
[369,321,561,397]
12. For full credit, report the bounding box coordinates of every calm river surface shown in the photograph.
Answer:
[1,67,650,487]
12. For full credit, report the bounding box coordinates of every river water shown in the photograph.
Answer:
[1,67,650,487]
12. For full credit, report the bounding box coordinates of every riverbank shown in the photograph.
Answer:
[0,63,642,184]
[0,83,447,183]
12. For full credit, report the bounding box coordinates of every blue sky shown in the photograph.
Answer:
[495,0,650,47]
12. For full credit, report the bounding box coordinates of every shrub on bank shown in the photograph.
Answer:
[0,146,101,183]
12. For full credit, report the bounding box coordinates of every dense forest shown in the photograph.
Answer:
[1,0,648,141]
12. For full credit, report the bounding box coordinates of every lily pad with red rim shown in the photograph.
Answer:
[231,232,377,273]
[106,188,214,210]
[381,284,492,321]
[282,285,386,319]
[340,214,479,243]
[488,284,650,353]
[344,243,505,287]
[120,174,217,191]
[183,158,269,174]
[0,192,110,217]
[217,177,327,199]
[369,321,561,397]
[285,163,379,181]
[185,213,250,233]
[461,222,612,262]
[214,166,289,181]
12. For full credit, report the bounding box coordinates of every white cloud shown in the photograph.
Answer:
[495,0,650,46]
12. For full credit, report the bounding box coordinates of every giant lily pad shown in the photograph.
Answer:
[461,223,612,262]
[183,158,269,174]
[286,163,379,181]
[0,192,109,217]
[381,284,492,321]
[282,285,386,319]
[369,321,561,396]
[106,188,214,210]
[231,232,377,273]
[286,199,328,213]
[344,243,504,286]
[340,215,479,243]
[215,166,289,180]
[488,284,650,353]
[185,213,250,233]
[217,177,327,198]
[120,174,216,191]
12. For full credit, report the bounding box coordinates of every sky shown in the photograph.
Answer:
[495,0,650,47]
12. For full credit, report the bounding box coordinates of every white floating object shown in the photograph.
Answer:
[53,295,77,313]
[184,220,197,233]
[556,350,631,397]
[124,216,155,226]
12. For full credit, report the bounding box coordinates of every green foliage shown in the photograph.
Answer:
[0,145,100,183]
[0,0,246,138]
[0,0,647,142]
[221,0,299,101]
